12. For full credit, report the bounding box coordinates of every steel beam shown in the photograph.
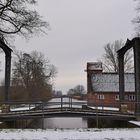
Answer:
[0,39,12,101]
[133,38,140,119]
[118,54,125,102]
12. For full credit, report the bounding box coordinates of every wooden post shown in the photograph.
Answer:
[95,94,98,128]
[134,38,140,119]
[0,40,12,102]
[71,97,72,109]
[69,97,70,108]
[5,54,11,101]
[42,102,44,129]
[118,52,125,113]
[118,54,125,102]
[117,39,132,111]
[117,38,140,119]
[42,102,44,114]
[61,97,63,110]
[29,104,30,112]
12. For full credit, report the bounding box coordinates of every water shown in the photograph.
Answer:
[29,117,87,129]
[0,97,139,128]
[29,117,137,129]
[44,117,87,129]
[30,97,88,129]
[28,97,138,129]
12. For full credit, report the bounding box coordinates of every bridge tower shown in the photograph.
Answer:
[0,39,12,101]
[86,62,102,94]
[117,37,140,120]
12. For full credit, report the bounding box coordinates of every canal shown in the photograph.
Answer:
[0,97,138,128]
[29,97,137,129]
[30,97,88,129]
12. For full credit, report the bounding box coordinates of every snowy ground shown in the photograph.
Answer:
[129,121,140,127]
[0,128,140,140]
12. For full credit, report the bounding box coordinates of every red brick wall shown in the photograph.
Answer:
[88,92,135,111]
[88,92,118,106]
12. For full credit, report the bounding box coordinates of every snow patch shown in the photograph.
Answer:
[10,106,35,112]
[0,128,139,140]
[129,121,140,127]
[88,106,119,111]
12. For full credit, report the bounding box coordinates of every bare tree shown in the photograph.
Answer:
[100,40,133,72]
[0,0,49,43]
[67,85,86,96]
[11,51,57,100]
[133,0,140,35]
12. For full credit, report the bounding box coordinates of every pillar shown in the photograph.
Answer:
[5,53,11,101]
[133,38,140,118]
[118,53,125,102]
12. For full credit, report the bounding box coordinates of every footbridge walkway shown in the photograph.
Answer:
[0,97,136,121]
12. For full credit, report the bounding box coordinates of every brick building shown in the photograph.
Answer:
[86,62,135,110]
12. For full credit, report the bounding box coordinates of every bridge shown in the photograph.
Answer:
[0,97,136,121]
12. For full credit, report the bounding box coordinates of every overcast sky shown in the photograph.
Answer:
[0,0,137,94]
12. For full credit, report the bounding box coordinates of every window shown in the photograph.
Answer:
[129,95,135,101]
[115,95,119,101]
[97,95,104,100]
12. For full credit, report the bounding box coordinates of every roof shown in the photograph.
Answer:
[91,73,135,92]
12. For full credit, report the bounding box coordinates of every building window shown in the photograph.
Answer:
[115,95,119,101]
[129,95,135,101]
[97,95,104,100]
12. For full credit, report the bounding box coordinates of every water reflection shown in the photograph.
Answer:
[42,98,88,128]
[87,118,138,128]
[0,97,139,128]
[44,117,87,129]
[29,117,137,129]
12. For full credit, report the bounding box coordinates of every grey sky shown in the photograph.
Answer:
[0,0,137,93]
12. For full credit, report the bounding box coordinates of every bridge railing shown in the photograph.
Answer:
[0,99,139,116]
[0,99,88,113]
[87,100,136,114]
